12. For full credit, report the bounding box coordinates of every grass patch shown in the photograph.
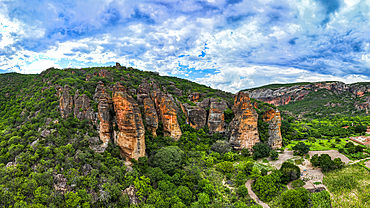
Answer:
[286,138,347,151]
[323,165,370,208]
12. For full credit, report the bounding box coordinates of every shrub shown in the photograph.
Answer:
[270,150,279,160]
[151,146,184,174]
[292,142,310,156]
[291,179,305,188]
[252,171,282,202]
[236,185,248,198]
[281,187,309,208]
[211,140,231,155]
[252,143,271,160]
[217,161,234,173]
[280,161,300,184]
[241,148,250,157]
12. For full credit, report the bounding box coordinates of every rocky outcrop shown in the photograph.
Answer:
[263,109,282,149]
[152,90,182,140]
[208,101,228,133]
[246,82,370,106]
[196,97,218,108]
[143,97,158,137]
[122,185,143,204]
[188,92,201,102]
[116,62,121,69]
[95,82,113,151]
[188,107,207,130]
[59,85,74,118]
[74,90,93,120]
[113,83,146,161]
[228,92,260,149]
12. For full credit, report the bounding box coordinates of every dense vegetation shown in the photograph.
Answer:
[1,67,368,207]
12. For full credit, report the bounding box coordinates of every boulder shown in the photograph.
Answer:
[122,185,143,204]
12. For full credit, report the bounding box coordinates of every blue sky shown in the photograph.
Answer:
[1,0,370,92]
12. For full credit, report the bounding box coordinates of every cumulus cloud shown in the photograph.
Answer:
[0,0,370,92]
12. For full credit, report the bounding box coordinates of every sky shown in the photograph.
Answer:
[1,0,370,93]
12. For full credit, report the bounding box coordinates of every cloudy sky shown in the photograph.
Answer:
[1,0,370,92]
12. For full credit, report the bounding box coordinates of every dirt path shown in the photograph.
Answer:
[365,160,370,168]
[245,180,270,208]
[268,149,294,168]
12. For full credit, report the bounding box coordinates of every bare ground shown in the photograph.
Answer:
[365,160,370,169]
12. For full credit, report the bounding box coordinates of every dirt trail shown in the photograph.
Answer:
[245,180,270,208]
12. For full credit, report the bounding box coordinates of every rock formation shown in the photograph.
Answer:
[152,90,182,140]
[95,81,113,151]
[208,101,228,133]
[188,92,201,102]
[113,83,146,161]
[263,109,283,149]
[188,107,207,130]
[116,62,121,69]
[143,97,158,137]
[228,92,260,149]
[59,85,74,118]
[73,90,93,120]
[246,82,370,106]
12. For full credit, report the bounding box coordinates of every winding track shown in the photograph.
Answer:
[245,179,270,208]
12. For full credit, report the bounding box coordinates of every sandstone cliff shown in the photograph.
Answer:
[246,82,370,106]
[187,107,207,130]
[73,90,93,120]
[228,92,260,149]
[151,90,182,140]
[208,101,228,133]
[263,109,283,149]
[113,83,146,161]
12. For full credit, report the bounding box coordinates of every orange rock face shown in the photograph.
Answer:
[113,83,146,161]
[208,101,228,133]
[263,109,283,149]
[229,92,260,149]
[143,97,158,137]
[188,92,201,102]
[152,90,182,140]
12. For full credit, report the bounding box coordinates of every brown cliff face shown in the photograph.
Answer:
[113,83,146,161]
[188,107,207,130]
[73,90,92,120]
[94,81,113,151]
[263,109,282,149]
[208,101,228,133]
[59,85,74,118]
[143,97,158,137]
[229,92,260,149]
[188,92,201,102]
[152,90,182,140]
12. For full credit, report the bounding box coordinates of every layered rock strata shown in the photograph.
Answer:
[113,83,146,161]
[151,90,182,140]
[263,109,283,149]
[208,101,228,133]
[188,107,207,130]
[228,92,260,149]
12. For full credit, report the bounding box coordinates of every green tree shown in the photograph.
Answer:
[211,140,231,155]
[270,150,279,160]
[279,161,300,184]
[292,142,310,156]
[236,185,248,198]
[281,187,309,208]
[252,171,282,202]
[134,176,153,201]
[151,146,184,174]
[216,161,234,173]
[252,143,271,160]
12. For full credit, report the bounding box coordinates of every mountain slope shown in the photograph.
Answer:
[0,65,283,207]
[243,81,370,118]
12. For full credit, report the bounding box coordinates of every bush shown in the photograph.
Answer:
[279,161,300,184]
[151,146,184,174]
[252,143,271,160]
[270,150,279,160]
[211,140,232,155]
[217,161,234,173]
[236,185,248,198]
[241,148,250,157]
[292,142,310,156]
[291,179,305,188]
[281,187,309,208]
[252,171,282,202]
